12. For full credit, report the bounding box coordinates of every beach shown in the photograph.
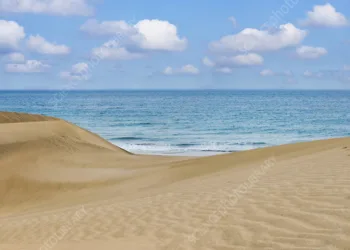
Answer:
[0,111,349,249]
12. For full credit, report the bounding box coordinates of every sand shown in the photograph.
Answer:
[0,112,349,250]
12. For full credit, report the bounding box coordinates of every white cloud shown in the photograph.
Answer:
[163,66,173,75]
[202,57,215,67]
[283,70,293,77]
[296,46,327,59]
[81,19,187,53]
[301,3,349,27]
[303,70,313,77]
[344,65,350,71]
[4,52,25,62]
[217,53,264,66]
[228,16,237,27]
[260,69,275,76]
[80,19,135,36]
[216,67,232,74]
[260,69,293,77]
[91,40,143,60]
[303,70,323,78]
[5,60,50,73]
[134,19,187,51]
[27,35,70,55]
[201,53,262,73]
[209,23,307,53]
[303,68,350,82]
[0,20,25,50]
[60,62,90,81]
[163,64,199,75]
[0,0,93,16]
[181,64,200,74]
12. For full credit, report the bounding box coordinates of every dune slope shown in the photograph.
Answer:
[0,112,349,250]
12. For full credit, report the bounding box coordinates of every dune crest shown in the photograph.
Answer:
[0,112,349,249]
[0,112,57,124]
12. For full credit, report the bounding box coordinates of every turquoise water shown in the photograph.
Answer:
[1,90,349,155]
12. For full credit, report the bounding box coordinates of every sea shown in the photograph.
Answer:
[1,90,349,156]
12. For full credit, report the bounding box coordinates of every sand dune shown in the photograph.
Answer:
[0,112,349,249]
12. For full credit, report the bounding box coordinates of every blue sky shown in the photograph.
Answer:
[0,0,350,90]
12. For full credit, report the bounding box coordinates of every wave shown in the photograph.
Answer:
[236,142,267,146]
[200,149,235,153]
[175,143,197,147]
[112,141,270,156]
[110,136,145,141]
[110,122,156,127]
[137,122,154,126]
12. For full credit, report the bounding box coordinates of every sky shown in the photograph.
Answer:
[0,0,350,90]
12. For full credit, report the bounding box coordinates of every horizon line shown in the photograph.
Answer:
[1,89,350,92]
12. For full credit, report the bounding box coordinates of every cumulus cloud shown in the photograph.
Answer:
[296,46,327,59]
[0,0,94,16]
[209,23,307,53]
[4,52,25,62]
[163,64,199,75]
[300,3,349,27]
[81,19,187,54]
[0,20,25,50]
[202,57,215,67]
[217,53,264,67]
[5,60,50,73]
[201,54,262,73]
[80,19,135,36]
[27,35,70,55]
[134,19,187,51]
[60,62,90,81]
[91,40,143,60]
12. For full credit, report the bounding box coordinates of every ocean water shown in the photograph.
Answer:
[1,90,349,156]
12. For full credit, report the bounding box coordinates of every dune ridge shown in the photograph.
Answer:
[0,112,58,124]
[0,112,349,250]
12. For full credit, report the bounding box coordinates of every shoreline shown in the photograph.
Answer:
[111,137,341,157]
